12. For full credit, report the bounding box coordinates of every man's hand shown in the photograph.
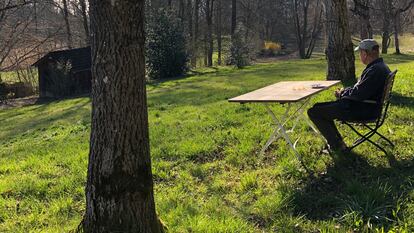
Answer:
[334,88,344,99]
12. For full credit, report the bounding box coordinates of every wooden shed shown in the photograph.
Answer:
[33,47,91,98]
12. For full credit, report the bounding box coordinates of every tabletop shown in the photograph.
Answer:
[228,80,341,103]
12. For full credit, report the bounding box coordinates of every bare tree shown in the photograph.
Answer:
[78,0,90,44]
[61,0,73,48]
[351,0,373,39]
[205,0,214,67]
[216,0,222,65]
[391,0,414,54]
[293,0,323,59]
[83,0,164,232]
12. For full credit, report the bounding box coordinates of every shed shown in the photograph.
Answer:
[33,47,91,98]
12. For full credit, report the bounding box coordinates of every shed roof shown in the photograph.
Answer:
[32,47,91,73]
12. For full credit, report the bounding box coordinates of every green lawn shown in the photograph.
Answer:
[1,54,414,232]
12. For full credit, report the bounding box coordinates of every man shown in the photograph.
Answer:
[308,39,391,152]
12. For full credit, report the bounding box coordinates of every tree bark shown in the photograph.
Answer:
[84,0,163,232]
[62,0,73,49]
[324,0,356,85]
[79,0,90,45]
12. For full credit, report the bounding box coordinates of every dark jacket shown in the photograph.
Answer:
[340,58,391,104]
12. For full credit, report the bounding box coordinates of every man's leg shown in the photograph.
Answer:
[307,101,348,150]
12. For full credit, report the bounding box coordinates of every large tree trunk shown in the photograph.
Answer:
[84,0,163,232]
[324,0,356,85]
[79,0,90,45]
[62,0,73,49]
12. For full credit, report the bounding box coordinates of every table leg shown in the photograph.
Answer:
[259,103,292,155]
[263,104,308,171]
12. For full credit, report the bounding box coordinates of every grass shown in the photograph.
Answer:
[1,53,414,232]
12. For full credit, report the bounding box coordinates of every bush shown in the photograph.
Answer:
[146,9,188,80]
[260,41,283,57]
[228,24,251,68]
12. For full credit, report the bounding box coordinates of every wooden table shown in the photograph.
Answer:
[229,80,340,170]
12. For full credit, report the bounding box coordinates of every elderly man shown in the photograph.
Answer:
[308,39,391,153]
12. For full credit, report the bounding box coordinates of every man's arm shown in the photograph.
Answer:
[340,68,385,101]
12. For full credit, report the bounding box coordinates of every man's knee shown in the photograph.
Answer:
[307,105,318,119]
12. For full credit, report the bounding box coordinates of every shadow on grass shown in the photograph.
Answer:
[291,151,414,230]
[391,92,414,110]
[0,98,91,142]
[383,53,414,65]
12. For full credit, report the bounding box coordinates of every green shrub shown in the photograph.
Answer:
[146,8,188,80]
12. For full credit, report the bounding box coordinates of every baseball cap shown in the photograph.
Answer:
[354,39,379,52]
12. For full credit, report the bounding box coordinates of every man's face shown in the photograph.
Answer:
[359,50,369,65]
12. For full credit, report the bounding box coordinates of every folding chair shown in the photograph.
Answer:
[342,70,398,155]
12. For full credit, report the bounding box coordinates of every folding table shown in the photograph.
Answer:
[228,81,340,169]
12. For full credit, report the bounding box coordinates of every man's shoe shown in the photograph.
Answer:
[321,142,349,155]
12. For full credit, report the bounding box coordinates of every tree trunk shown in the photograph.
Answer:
[192,0,200,67]
[79,0,90,45]
[187,0,195,67]
[381,0,392,54]
[206,0,214,67]
[231,0,237,36]
[293,0,309,59]
[324,0,356,85]
[62,0,73,49]
[216,0,222,65]
[393,11,401,54]
[305,1,323,59]
[84,0,163,232]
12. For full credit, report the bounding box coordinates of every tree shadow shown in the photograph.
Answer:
[0,98,91,142]
[291,150,414,230]
[390,92,414,110]
[383,53,414,65]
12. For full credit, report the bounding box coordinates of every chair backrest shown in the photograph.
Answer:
[377,70,397,125]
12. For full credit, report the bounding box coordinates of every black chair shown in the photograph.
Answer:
[342,70,398,155]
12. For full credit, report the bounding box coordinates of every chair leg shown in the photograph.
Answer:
[363,124,395,147]
[344,123,389,156]
[345,123,376,149]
